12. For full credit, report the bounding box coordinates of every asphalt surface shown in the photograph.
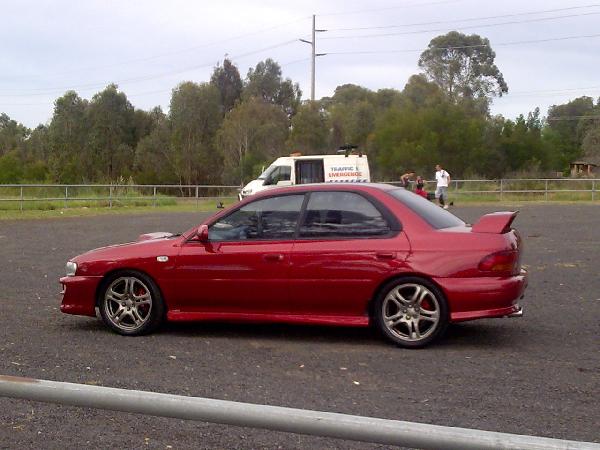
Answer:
[0,204,599,449]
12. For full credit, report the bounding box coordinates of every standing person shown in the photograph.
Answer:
[435,164,451,209]
[400,170,415,190]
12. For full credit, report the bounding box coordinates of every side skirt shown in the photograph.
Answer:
[167,311,370,327]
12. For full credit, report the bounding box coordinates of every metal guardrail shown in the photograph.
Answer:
[1,375,598,449]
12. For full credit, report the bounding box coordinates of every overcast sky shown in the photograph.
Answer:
[2,0,600,128]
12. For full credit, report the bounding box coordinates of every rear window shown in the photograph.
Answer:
[388,189,464,229]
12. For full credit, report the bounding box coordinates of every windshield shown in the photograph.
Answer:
[258,165,278,180]
[388,188,465,229]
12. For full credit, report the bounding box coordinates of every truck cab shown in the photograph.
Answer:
[239,153,370,200]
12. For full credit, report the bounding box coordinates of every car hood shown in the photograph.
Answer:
[137,231,174,241]
[73,232,179,263]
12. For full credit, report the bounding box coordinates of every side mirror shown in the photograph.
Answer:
[196,224,209,242]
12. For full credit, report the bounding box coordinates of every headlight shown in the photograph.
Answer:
[66,261,77,277]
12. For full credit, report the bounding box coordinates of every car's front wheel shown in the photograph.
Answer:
[373,277,448,348]
[98,271,164,336]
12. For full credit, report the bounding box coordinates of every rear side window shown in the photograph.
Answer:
[299,191,391,238]
[209,194,304,241]
[295,159,325,184]
[388,189,464,229]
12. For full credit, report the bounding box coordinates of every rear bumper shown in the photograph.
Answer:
[434,269,528,323]
[59,275,102,317]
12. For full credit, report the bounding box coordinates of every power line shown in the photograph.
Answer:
[318,0,464,17]
[326,4,600,31]
[322,32,600,55]
[498,86,600,98]
[321,11,600,40]
[280,57,312,67]
[547,116,600,121]
[9,16,311,81]
[0,40,301,97]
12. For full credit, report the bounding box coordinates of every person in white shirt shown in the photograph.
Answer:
[435,164,451,209]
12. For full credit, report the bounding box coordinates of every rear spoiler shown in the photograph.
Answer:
[471,211,518,234]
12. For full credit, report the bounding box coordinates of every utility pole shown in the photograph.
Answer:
[300,15,326,102]
[310,14,316,101]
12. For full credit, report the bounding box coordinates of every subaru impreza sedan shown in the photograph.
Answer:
[60,183,527,348]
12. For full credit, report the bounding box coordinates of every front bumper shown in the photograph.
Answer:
[59,275,102,317]
[434,269,528,323]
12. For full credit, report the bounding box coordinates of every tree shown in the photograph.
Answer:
[287,103,330,154]
[132,109,158,145]
[329,84,374,106]
[401,75,444,108]
[87,84,136,180]
[575,99,600,158]
[244,58,302,116]
[582,126,600,157]
[373,88,403,111]
[216,96,289,184]
[210,58,243,113]
[329,100,376,151]
[546,96,595,169]
[134,112,177,185]
[418,31,508,102]
[24,125,50,163]
[170,82,223,185]
[373,97,490,180]
[47,91,89,182]
[0,151,23,183]
[0,113,29,156]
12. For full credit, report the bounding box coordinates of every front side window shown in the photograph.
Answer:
[262,166,291,186]
[209,194,304,241]
[299,191,390,238]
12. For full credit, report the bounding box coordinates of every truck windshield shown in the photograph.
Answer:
[258,165,291,185]
[258,165,277,180]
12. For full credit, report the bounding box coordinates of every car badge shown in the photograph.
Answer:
[156,256,169,262]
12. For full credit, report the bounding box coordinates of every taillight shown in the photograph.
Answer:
[478,250,519,276]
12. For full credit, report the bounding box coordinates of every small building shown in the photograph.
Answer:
[570,155,600,177]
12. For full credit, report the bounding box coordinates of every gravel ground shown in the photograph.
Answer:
[0,204,598,449]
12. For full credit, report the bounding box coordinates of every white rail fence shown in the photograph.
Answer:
[1,375,598,450]
[0,179,598,211]
[0,184,240,211]
[386,178,599,201]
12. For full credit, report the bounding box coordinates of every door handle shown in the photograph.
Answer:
[376,252,396,260]
[263,253,285,262]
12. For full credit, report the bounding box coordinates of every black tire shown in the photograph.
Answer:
[373,277,449,348]
[98,270,165,336]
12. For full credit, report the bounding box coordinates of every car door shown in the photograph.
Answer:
[289,190,410,317]
[174,194,305,314]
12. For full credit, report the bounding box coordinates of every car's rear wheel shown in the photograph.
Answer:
[98,271,164,336]
[373,277,448,348]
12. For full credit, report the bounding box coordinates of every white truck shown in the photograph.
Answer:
[238,152,370,200]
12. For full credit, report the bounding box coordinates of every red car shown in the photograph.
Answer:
[60,183,527,348]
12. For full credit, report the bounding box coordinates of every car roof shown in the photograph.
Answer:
[248,182,400,200]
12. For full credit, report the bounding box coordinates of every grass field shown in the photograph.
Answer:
[0,197,237,220]
[0,181,598,220]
